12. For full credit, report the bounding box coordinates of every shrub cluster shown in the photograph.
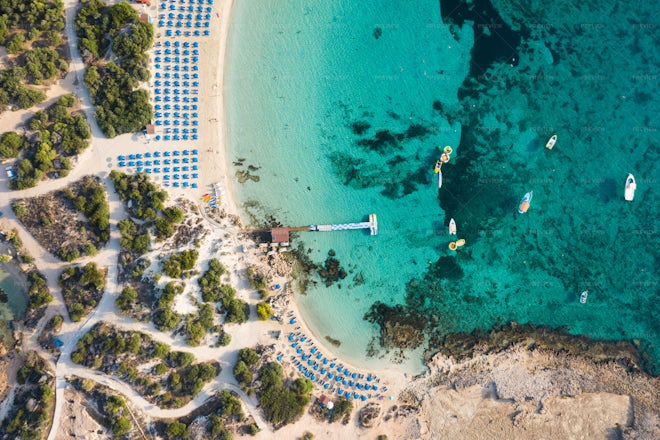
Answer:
[152,281,183,331]
[3,95,91,189]
[162,249,198,278]
[71,323,219,409]
[110,170,167,219]
[0,353,55,438]
[59,262,106,322]
[257,362,313,428]
[198,258,249,324]
[0,0,68,113]
[75,0,153,137]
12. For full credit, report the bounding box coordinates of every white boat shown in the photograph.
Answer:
[518,191,533,214]
[545,134,557,150]
[624,173,636,201]
[438,169,443,188]
[580,290,588,304]
[448,218,457,235]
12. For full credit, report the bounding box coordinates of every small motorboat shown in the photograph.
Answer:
[624,173,636,201]
[438,169,443,188]
[448,218,457,235]
[545,133,557,150]
[518,191,533,214]
[580,290,588,304]
[434,160,442,173]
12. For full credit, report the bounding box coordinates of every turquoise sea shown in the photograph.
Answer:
[226,0,659,373]
[0,267,26,322]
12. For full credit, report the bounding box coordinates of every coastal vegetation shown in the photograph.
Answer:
[257,361,313,428]
[233,346,313,428]
[75,0,153,137]
[12,176,109,260]
[198,258,249,324]
[1,95,91,190]
[70,379,136,440]
[162,249,198,278]
[0,352,55,438]
[58,262,106,322]
[110,171,167,220]
[0,0,68,114]
[256,302,273,321]
[71,322,220,408]
[246,266,269,299]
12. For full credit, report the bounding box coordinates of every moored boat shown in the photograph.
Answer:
[448,218,457,235]
[434,160,442,173]
[438,169,443,188]
[624,173,636,201]
[518,191,533,214]
[545,133,557,150]
[580,290,588,304]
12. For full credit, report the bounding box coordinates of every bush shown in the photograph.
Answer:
[256,302,274,321]
[223,298,249,324]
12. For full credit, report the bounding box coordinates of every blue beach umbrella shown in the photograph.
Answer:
[296,348,302,354]
[348,381,354,387]
[364,385,370,391]
[373,385,378,391]
[322,358,328,365]
[310,374,315,381]
[307,360,313,366]
[342,380,347,386]
[337,366,343,373]
[327,373,333,379]
[288,335,294,341]
[316,353,322,360]
[357,383,364,390]
[302,355,308,360]
[311,348,317,354]
[330,362,335,368]
[351,373,357,379]
[353,393,359,400]
[338,389,343,395]
[304,371,310,377]
[334,376,341,382]
[361,395,367,401]
[324,383,329,389]
[320,369,326,374]
[313,365,318,371]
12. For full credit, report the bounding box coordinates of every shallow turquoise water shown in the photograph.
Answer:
[0,267,27,322]
[226,0,659,372]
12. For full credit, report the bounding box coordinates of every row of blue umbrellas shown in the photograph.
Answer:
[162,0,213,6]
[159,20,210,29]
[157,41,199,48]
[154,112,199,118]
[165,29,210,37]
[156,49,199,56]
[160,13,210,21]
[118,150,198,160]
[155,119,200,126]
[160,6,211,15]
[117,160,199,169]
[153,56,198,64]
[154,72,199,79]
[154,81,199,87]
[164,181,197,188]
[155,134,199,141]
[154,89,198,96]
[154,64,199,72]
[154,104,198,111]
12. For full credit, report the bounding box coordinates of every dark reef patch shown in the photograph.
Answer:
[357,129,401,154]
[351,121,371,135]
[439,0,526,82]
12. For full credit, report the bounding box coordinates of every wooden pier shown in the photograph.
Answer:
[268,214,378,243]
